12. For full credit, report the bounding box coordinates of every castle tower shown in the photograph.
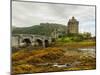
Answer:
[67,16,79,34]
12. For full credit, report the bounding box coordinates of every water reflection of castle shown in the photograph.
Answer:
[67,16,79,34]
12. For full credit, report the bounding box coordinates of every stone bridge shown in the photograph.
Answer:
[12,34,54,48]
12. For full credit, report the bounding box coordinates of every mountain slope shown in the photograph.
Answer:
[12,23,67,36]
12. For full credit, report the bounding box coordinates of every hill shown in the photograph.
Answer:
[12,23,67,36]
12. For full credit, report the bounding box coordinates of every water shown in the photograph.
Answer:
[78,47,95,51]
[78,47,96,58]
[63,47,96,58]
[32,47,96,68]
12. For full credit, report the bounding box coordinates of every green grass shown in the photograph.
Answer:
[54,40,95,48]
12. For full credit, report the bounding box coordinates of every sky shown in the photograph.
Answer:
[12,1,96,36]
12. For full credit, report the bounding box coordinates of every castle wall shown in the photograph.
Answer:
[67,17,79,34]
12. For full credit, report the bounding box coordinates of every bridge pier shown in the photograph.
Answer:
[42,40,46,48]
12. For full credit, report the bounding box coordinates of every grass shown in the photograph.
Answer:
[54,41,95,48]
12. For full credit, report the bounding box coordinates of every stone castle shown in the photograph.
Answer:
[51,16,79,38]
[67,16,79,34]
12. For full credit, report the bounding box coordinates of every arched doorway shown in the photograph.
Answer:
[22,38,31,46]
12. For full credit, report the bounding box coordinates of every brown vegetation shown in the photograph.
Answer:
[12,42,96,74]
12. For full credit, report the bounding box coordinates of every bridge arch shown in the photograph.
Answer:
[22,38,31,46]
[35,39,43,47]
[35,39,49,48]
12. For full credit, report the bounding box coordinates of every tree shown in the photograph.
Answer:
[82,32,91,39]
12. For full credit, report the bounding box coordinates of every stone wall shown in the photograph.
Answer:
[67,16,79,34]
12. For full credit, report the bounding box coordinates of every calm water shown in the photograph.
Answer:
[63,47,96,57]
[79,47,96,58]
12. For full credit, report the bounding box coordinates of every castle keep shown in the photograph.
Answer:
[67,16,79,34]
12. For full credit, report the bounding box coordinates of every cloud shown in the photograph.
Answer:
[12,1,95,36]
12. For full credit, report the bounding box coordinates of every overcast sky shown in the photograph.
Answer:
[12,1,95,36]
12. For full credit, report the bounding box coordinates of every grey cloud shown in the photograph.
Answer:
[12,1,95,35]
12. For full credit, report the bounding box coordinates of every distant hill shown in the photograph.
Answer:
[12,23,67,36]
